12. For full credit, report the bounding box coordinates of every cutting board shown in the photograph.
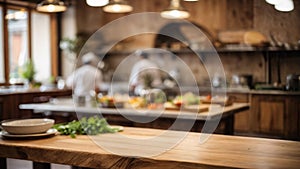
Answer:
[182,105,210,113]
[200,100,233,106]
[243,31,267,46]
[218,30,267,46]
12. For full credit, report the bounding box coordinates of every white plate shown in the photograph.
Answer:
[0,128,57,139]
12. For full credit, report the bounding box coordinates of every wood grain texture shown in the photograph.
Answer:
[50,14,58,77]
[250,94,300,140]
[0,127,300,169]
[253,0,300,44]
[225,0,253,30]
[0,89,72,120]
[260,101,284,134]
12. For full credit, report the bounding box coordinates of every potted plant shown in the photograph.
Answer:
[19,59,36,87]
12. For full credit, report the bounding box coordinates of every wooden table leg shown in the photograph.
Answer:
[0,157,7,169]
[33,162,51,169]
[224,115,234,135]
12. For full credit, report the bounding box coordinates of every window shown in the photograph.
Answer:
[0,3,57,86]
[31,11,51,82]
[7,9,29,84]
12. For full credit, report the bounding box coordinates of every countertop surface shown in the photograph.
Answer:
[1,84,299,96]
[0,87,71,95]
[19,98,249,121]
[0,127,300,169]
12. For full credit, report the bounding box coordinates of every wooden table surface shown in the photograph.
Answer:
[19,98,249,120]
[0,127,300,169]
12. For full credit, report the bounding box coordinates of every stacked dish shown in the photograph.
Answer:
[0,118,56,139]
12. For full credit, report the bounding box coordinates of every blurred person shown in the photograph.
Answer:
[66,52,103,97]
[129,50,162,96]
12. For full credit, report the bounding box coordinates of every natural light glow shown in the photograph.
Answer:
[5,10,27,20]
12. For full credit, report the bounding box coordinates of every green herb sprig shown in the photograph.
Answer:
[52,116,121,138]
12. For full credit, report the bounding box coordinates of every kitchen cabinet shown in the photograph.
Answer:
[250,93,300,140]
[231,93,251,133]
[0,88,72,120]
[222,90,300,141]
[199,90,251,134]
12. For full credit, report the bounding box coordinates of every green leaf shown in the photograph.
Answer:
[52,116,121,138]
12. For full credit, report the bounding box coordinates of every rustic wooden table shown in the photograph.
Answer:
[0,127,300,169]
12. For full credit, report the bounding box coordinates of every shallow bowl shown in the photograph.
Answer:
[1,118,55,135]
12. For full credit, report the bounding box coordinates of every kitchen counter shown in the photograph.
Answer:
[0,127,300,169]
[19,98,249,121]
[250,89,300,95]
[0,87,71,95]
[198,86,300,95]
[100,82,300,95]
[19,99,249,135]
[0,88,72,120]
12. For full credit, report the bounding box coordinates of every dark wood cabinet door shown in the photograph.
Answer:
[251,94,300,140]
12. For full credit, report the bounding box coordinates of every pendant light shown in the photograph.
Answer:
[86,0,109,7]
[161,0,190,19]
[37,0,67,13]
[103,0,133,13]
[265,0,281,5]
[275,0,294,12]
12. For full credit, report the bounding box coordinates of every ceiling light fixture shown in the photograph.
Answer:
[161,0,190,19]
[265,0,281,5]
[274,0,294,12]
[36,0,67,13]
[86,0,109,7]
[103,0,133,13]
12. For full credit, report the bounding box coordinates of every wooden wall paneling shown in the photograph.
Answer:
[76,0,105,34]
[184,0,227,38]
[253,0,300,43]
[225,0,254,30]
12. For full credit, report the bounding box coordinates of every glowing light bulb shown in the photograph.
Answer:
[47,4,56,12]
